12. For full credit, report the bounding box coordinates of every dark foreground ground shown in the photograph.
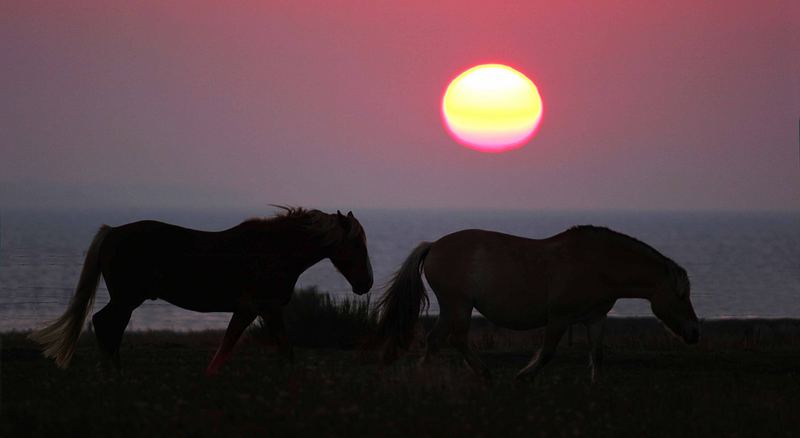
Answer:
[3,318,800,437]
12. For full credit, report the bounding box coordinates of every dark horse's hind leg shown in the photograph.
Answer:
[516,322,567,381]
[259,306,293,362]
[92,301,136,368]
[586,316,607,384]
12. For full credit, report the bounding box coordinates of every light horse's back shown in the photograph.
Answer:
[424,229,553,330]
[376,226,699,382]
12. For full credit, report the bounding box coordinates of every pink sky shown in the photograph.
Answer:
[2,1,798,210]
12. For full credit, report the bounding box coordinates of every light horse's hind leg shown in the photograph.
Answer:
[447,306,491,380]
[586,316,607,383]
[205,311,256,376]
[516,322,568,381]
[419,316,448,366]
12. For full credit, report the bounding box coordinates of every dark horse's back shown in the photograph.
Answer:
[98,220,268,312]
[29,207,373,371]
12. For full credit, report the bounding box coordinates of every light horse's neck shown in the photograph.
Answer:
[587,229,676,301]
[615,276,663,300]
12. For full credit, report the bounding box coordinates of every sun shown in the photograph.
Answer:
[442,64,543,153]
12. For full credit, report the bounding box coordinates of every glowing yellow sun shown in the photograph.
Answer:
[442,64,543,153]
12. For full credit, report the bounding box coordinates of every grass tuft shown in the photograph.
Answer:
[249,286,377,348]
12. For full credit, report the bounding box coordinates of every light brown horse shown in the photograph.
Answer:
[30,207,373,375]
[376,226,699,382]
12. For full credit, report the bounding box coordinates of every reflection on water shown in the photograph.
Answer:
[1,208,798,330]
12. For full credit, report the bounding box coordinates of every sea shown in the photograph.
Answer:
[1,208,798,331]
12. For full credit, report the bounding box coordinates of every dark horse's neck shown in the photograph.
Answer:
[236,215,337,281]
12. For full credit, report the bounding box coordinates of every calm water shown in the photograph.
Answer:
[1,208,798,331]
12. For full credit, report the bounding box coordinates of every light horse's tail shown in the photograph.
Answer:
[29,225,111,368]
[375,241,433,363]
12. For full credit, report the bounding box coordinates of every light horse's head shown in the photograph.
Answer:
[325,210,373,295]
[649,263,700,344]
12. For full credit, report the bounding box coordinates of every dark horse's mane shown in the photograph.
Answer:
[569,225,688,285]
[240,204,311,219]
[241,205,317,227]
[240,206,363,247]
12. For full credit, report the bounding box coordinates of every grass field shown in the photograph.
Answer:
[3,294,800,436]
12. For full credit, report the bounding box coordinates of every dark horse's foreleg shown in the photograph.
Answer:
[259,305,293,362]
[92,301,136,369]
[205,311,256,376]
[586,316,607,384]
[516,322,568,381]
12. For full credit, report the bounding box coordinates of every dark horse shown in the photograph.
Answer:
[30,207,373,374]
[376,226,699,382]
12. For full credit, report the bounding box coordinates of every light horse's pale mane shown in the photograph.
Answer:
[571,225,689,291]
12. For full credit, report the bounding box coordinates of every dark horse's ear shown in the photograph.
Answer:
[336,210,351,231]
[347,211,354,219]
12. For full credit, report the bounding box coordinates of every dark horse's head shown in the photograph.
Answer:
[650,264,700,344]
[326,210,373,295]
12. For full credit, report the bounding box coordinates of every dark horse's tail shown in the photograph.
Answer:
[29,225,111,368]
[375,241,433,363]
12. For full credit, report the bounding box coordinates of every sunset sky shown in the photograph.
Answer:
[2,1,798,211]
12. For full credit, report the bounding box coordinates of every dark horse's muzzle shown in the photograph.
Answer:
[353,281,373,296]
[684,322,701,344]
[352,265,373,295]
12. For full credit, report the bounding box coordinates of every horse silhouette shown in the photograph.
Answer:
[376,226,699,382]
[30,207,373,375]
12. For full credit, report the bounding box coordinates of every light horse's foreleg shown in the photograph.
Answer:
[516,322,568,381]
[205,311,256,376]
[586,316,607,384]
